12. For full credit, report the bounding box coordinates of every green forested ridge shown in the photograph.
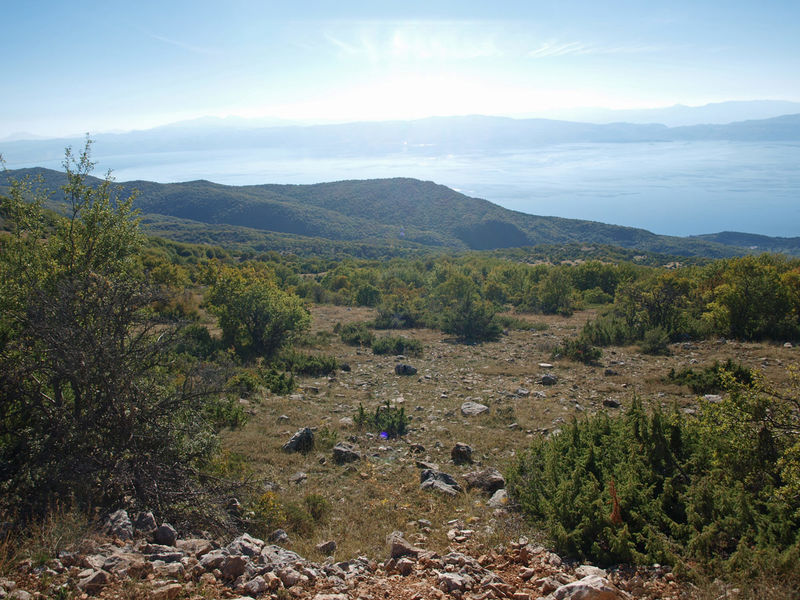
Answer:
[3,166,795,258]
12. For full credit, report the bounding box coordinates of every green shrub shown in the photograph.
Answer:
[582,314,640,347]
[667,359,753,394]
[225,370,262,398]
[277,350,338,376]
[640,327,671,355]
[204,396,248,430]
[506,383,800,577]
[553,338,603,364]
[262,369,296,395]
[371,335,423,357]
[336,322,375,346]
[354,401,409,438]
[583,287,614,305]
[495,315,549,331]
[175,324,218,359]
[304,493,330,523]
[315,426,339,450]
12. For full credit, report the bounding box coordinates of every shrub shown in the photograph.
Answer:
[667,359,754,394]
[304,493,330,523]
[495,315,549,331]
[277,350,338,376]
[354,401,409,438]
[225,370,263,398]
[336,322,375,346]
[371,335,423,357]
[640,327,671,355]
[262,369,296,395]
[552,338,603,364]
[506,390,800,576]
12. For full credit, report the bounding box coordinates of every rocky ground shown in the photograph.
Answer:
[3,305,795,599]
[0,510,686,599]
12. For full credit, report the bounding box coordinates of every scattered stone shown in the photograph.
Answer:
[538,363,553,369]
[395,364,417,376]
[549,575,631,600]
[227,533,264,557]
[77,569,110,594]
[269,529,290,543]
[332,442,362,464]
[784,342,793,348]
[387,531,421,558]
[151,583,183,600]
[178,538,214,558]
[575,565,607,578]
[602,398,621,409]
[703,394,722,403]
[103,509,133,540]
[541,374,558,386]
[7,591,32,600]
[396,557,415,576]
[133,511,157,534]
[463,467,505,493]
[283,427,315,453]
[460,400,489,416]
[604,368,619,376]
[222,555,248,580]
[316,540,337,555]
[241,575,269,595]
[487,489,509,508]
[289,471,308,484]
[451,442,473,464]
[154,522,177,546]
[515,387,530,397]
[420,469,463,496]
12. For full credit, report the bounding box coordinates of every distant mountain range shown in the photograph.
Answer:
[4,167,799,258]
[3,111,800,166]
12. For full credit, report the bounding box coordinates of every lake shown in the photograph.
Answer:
[9,140,800,237]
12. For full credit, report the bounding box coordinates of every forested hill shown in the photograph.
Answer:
[1,167,789,257]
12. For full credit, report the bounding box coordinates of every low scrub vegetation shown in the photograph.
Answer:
[507,373,800,581]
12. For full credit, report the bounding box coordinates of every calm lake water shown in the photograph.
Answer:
[16,141,800,237]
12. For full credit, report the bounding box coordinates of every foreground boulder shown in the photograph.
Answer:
[463,467,505,493]
[420,469,463,496]
[332,442,362,464]
[283,427,314,453]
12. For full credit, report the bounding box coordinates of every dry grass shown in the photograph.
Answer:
[221,303,799,563]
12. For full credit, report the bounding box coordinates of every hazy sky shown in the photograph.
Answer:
[4,0,800,138]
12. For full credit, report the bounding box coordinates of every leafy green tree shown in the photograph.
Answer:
[0,141,221,520]
[206,265,310,360]
[432,271,501,343]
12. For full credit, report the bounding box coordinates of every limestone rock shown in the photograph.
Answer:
[103,509,133,541]
[227,533,264,557]
[332,442,361,464]
[386,531,421,558]
[420,469,463,496]
[541,374,558,386]
[460,400,489,416]
[316,540,337,554]
[451,442,474,464]
[487,488,509,508]
[154,523,177,546]
[151,583,183,600]
[463,467,505,493]
[133,511,157,534]
[395,364,417,376]
[549,575,631,600]
[283,427,315,453]
[78,569,110,594]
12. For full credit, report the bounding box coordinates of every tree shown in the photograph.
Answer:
[0,141,220,520]
[431,271,501,343]
[206,264,310,360]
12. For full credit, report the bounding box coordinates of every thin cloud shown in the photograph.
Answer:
[528,41,663,58]
[149,33,218,56]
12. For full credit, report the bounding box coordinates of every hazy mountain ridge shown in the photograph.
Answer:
[4,112,800,166]
[5,167,796,258]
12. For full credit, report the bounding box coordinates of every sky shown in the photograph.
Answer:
[3,0,800,138]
